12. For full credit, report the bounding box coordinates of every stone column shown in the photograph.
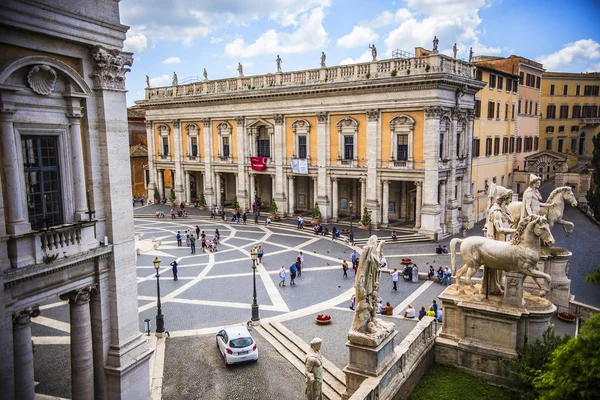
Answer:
[420,107,443,237]
[172,120,184,202]
[145,121,157,197]
[273,114,287,216]
[288,176,295,215]
[0,109,30,234]
[185,171,191,203]
[461,110,475,229]
[236,116,249,209]
[202,118,215,206]
[67,112,88,219]
[439,180,447,234]
[331,178,339,222]
[312,176,318,214]
[316,112,330,221]
[61,287,95,400]
[360,178,367,220]
[365,109,381,228]
[157,170,164,200]
[215,173,222,207]
[13,307,39,400]
[400,181,407,220]
[415,181,422,229]
[249,174,256,207]
[446,110,459,234]
[382,180,390,227]
[457,177,463,226]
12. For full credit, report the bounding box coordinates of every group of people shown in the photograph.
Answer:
[427,265,452,285]
[175,226,220,254]
[278,251,304,287]
[402,299,442,322]
[132,194,147,206]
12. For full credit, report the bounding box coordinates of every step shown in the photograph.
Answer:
[254,323,345,400]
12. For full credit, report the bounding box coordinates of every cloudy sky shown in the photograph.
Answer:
[122,0,600,106]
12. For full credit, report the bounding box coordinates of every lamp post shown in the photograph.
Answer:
[221,186,225,220]
[250,247,260,324]
[349,200,354,245]
[153,257,165,336]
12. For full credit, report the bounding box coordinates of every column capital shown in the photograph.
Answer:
[273,114,284,124]
[236,116,245,126]
[0,108,17,121]
[331,177,338,182]
[66,112,84,121]
[60,286,96,305]
[172,119,180,128]
[13,306,40,326]
[201,118,211,125]
[366,109,380,121]
[316,112,328,123]
[145,120,153,129]
[465,109,474,121]
[415,181,423,187]
[382,180,389,185]
[90,46,133,90]
[424,106,444,118]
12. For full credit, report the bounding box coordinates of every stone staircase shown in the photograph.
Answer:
[352,232,431,246]
[253,322,346,400]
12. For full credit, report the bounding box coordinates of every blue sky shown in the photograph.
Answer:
[122,0,600,106]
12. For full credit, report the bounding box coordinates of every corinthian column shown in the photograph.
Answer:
[61,287,95,400]
[13,307,40,400]
[68,112,88,220]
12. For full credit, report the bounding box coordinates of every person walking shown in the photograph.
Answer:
[289,262,297,286]
[351,250,358,271]
[342,260,348,278]
[279,265,287,287]
[170,260,178,281]
[176,231,182,247]
[185,230,190,246]
[390,268,399,290]
[190,236,196,254]
[299,251,304,276]
[195,225,200,239]
[242,212,247,224]
[295,254,302,278]
[257,245,264,264]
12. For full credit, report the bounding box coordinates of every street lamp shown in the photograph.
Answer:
[349,200,354,245]
[153,257,165,336]
[250,247,260,324]
[221,186,225,220]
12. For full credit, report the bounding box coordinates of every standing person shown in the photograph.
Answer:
[297,215,302,229]
[190,236,196,254]
[331,226,337,241]
[195,225,200,239]
[299,251,304,275]
[295,254,302,278]
[279,265,287,287]
[390,268,399,291]
[170,260,178,281]
[176,231,182,247]
[214,229,219,244]
[289,262,297,286]
[432,299,438,315]
[257,245,264,264]
[185,230,190,246]
[342,260,348,278]
[428,265,435,280]
[201,237,206,253]
[141,193,146,205]
[170,208,175,219]
[242,212,247,224]
[254,212,259,224]
[351,250,358,271]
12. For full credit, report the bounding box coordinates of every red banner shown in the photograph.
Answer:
[250,156,267,171]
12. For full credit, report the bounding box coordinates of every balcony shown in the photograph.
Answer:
[338,158,358,167]
[582,118,600,125]
[157,153,171,161]
[186,154,201,162]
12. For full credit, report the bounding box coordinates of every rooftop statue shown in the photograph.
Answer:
[276,55,282,72]
[320,52,326,68]
[172,72,178,86]
[348,236,395,347]
[469,47,474,63]
[369,44,377,61]
[304,338,323,400]
[203,68,208,81]
[146,75,150,88]
[238,62,244,77]
[432,36,439,53]
[452,43,458,58]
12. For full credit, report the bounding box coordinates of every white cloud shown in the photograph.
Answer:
[224,7,328,57]
[162,57,181,64]
[340,50,372,65]
[591,61,600,72]
[536,39,600,71]
[337,26,378,48]
[124,29,148,53]
[149,74,170,87]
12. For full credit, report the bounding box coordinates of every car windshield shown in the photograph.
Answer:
[229,337,253,348]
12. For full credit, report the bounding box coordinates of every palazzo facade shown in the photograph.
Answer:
[0,1,151,399]
[138,53,485,237]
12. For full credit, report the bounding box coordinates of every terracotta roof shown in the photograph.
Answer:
[128,106,145,119]
[130,143,148,157]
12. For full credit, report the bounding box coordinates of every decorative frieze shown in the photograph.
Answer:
[90,46,133,90]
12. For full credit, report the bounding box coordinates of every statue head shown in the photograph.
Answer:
[498,190,513,206]
[310,337,322,351]
[529,174,541,187]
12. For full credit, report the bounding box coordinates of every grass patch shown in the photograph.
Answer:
[409,364,513,400]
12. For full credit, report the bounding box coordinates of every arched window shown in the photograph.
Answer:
[457,117,467,158]
[439,116,450,160]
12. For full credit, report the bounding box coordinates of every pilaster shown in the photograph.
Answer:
[365,109,380,228]
[331,178,339,222]
[316,111,330,221]
[172,119,184,202]
[462,110,475,229]
[382,180,389,227]
[145,121,156,197]
[420,106,442,237]
[273,114,286,215]
[288,176,295,215]
[202,118,215,206]
[236,116,249,210]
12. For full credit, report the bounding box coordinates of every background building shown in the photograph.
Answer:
[0,1,151,399]
[137,52,485,236]
[128,106,149,198]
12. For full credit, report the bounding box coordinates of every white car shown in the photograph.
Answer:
[215,325,258,366]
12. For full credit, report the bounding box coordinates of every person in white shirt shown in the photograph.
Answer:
[380,256,387,269]
[278,265,286,287]
[403,304,416,318]
[377,301,385,314]
[390,268,399,290]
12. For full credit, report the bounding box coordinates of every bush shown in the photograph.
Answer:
[390,69,397,77]
[361,206,371,226]
[198,192,206,206]
[168,187,176,203]
[269,198,278,214]
[232,195,240,210]
[312,202,322,219]
[153,187,160,200]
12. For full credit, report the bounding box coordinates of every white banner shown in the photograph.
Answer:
[290,158,308,174]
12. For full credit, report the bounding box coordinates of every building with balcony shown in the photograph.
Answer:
[539,72,600,175]
[137,52,485,236]
[472,55,545,195]
[470,63,519,221]
[0,1,151,399]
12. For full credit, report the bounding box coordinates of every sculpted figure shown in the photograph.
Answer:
[369,44,377,61]
[276,55,282,72]
[172,72,178,86]
[348,236,395,347]
[432,36,439,52]
[320,52,326,68]
[469,47,474,63]
[452,43,458,58]
[203,68,208,81]
[238,62,244,77]
[482,190,516,294]
[522,174,551,219]
[305,338,323,400]
[146,75,150,88]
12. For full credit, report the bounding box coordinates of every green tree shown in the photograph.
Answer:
[534,314,600,399]
[361,206,371,226]
[168,187,176,203]
[504,328,570,398]
[312,202,321,219]
[269,198,278,214]
[153,187,160,201]
[198,192,206,207]
[232,195,240,210]
[585,266,600,285]
[586,133,600,220]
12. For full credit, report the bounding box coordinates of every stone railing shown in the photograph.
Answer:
[145,54,474,101]
[349,317,438,400]
[582,117,600,125]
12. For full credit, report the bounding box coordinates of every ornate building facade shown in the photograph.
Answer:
[137,54,485,236]
[0,1,151,399]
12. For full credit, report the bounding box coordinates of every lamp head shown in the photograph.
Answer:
[349,200,353,209]
[153,257,161,271]
[250,247,258,261]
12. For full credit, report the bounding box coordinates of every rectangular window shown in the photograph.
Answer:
[519,72,524,84]
[456,132,461,157]
[222,137,230,157]
[546,126,554,133]
[514,79,518,93]
[343,135,354,160]
[560,105,569,119]
[536,76,541,89]
[472,138,480,157]
[162,137,169,155]
[496,102,501,119]
[485,138,492,156]
[516,137,522,153]
[475,69,483,81]
[558,125,565,132]
[489,74,496,89]
[571,138,577,152]
[583,105,598,118]
[563,85,568,96]
[502,136,508,153]
[510,136,515,153]
[526,74,532,87]
[546,138,552,150]
[191,137,198,156]
[474,99,481,118]
[547,105,556,119]
[298,135,307,158]
[22,136,63,230]
[494,137,500,155]
[558,138,564,152]
[507,78,512,92]
[576,85,581,96]
[572,105,581,118]
[535,102,539,116]
[512,103,515,119]
[256,136,270,157]
[550,84,555,95]
[498,76,504,90]
[525,101,529,115]
[518,99,522,114]
[505,103,509,120]
[592,86,598,96]
[397,134,408,160]
[584,85,592,96]
[571,125,579,132]
[488,101,495,119]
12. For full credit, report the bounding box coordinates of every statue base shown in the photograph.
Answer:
[526,248,572,311]
[342,330,397,399]
[436,284,555,386]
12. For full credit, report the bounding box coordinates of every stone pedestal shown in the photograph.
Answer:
[436,285,556,386]
[526,248,572,311]
[342,330,397,399]
[503,271,525,307]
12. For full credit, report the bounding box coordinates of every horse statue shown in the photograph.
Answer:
[508,186,577,236]
[450,215,555,296]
